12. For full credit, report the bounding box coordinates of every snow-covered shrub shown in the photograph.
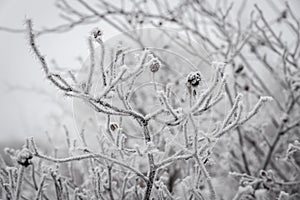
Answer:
[1,0,300,199]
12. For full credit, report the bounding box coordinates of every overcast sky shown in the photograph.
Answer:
[0,0,119,145]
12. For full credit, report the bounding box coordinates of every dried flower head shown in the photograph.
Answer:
[91,28,103,39]
[244,85,249,91]
[16,148,33,167]
[186,71,202,87]
[280,113,289,123]
[235,64,244,74]
[110,123,119,131]
[149,57,161,73]
[281,10,287,19]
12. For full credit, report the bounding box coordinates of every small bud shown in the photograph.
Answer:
[259,40,266,46]
[16,148,33,167]
[250,44,256,53]
[281,10,287,19]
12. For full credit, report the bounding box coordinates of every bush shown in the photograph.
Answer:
[1,0,300,199]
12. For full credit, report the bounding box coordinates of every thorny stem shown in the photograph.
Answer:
[95,37,107,86]
[120,173,129,200]
[225,84,251,175]
[144,163,156,200]
[8,167,15,198]
[31,164,38,190]
[156,154,193,169]
[85,37,95,94]
[262,123,284,171]
[140,120,156,200]
[50,170,63,200]
[14,166,25,200]
[262,95,300,170]
[27,20,73,93]
[262,118,300,170]
[194,156,216,200]
[107,165,115,200]
[35,175,46,200]
[29,137,148,183]
[192,123,216,200]
[0,176,13,200]
[94,170,105,200]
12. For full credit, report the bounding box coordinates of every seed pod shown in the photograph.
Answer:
[16,148,33,167]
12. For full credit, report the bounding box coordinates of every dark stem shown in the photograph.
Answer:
[262,99,298,170]
[262,125,283,170]
[107,165,115,200]
[143,156,156,200]
[236,127,251,175]
[140,120,156,200]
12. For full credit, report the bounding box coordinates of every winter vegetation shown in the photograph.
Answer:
[0,0,300,199]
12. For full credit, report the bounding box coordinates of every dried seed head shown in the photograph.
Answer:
[16,148,33,167]
[281,113,289,123]
[244,85,249,91]
[149,57,161,73]
[110,123,119,131]
[281,10,287,19]
[91,28,103,40]
[235,64,244,74]
[186,71,202,87]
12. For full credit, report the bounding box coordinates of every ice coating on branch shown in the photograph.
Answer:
[212,61,226,74]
